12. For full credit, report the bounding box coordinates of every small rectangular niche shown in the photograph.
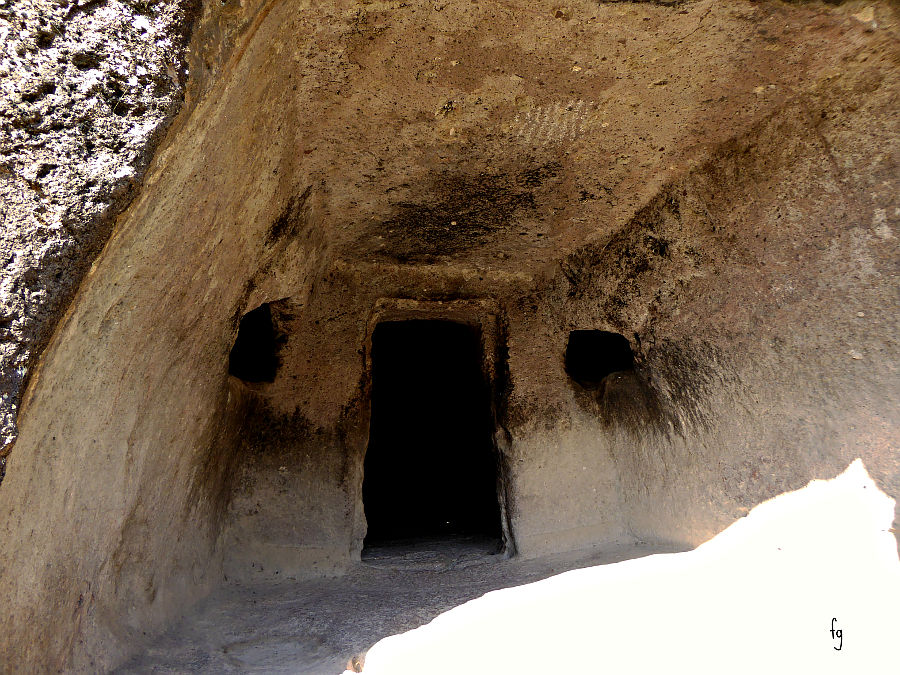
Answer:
[229,303,279,383]
[565,330,634,389]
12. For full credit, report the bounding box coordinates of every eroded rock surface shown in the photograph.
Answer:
[0,0,897,671]
[0,0,196,470]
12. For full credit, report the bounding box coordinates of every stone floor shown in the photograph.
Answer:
[117,537,682,674]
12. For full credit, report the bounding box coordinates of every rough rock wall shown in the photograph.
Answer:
[0,0,898,670]
[219,0,899,572]
[524,83,900,546]
[0,0,331,663]
[0,0,200,476]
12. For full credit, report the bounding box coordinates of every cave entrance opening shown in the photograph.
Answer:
[362,319,503,553]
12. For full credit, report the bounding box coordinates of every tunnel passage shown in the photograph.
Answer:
[362,320,503,548]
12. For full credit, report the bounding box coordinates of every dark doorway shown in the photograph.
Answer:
[362,320,502,548]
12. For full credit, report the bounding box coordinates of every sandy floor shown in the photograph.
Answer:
[117,537,682,674]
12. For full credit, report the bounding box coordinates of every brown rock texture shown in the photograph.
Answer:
[0,0,897,670]
[0,0,199,472]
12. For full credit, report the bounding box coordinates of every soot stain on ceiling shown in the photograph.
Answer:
[355,161,563,262]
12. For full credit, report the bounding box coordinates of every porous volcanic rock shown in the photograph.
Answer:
[0,0,197,474]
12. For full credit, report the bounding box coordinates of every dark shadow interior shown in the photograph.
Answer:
[362,320,502,548]
[229,303,278,382]
[565,330,634,388]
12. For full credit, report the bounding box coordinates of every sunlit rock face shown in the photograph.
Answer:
[0,0,898,670]
[0,0,199,463]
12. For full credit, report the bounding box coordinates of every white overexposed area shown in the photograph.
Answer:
[355,460,900,674]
